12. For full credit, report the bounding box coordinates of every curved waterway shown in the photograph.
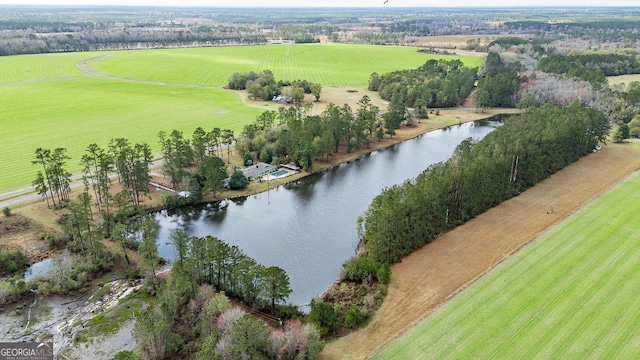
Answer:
[154,118,503,306]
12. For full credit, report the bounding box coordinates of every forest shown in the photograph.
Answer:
[368,59,477,109]
[3,6,640,55]
[125,229,324,360]
[3,5,640,359]
[537,53,640,84]
[234,94,386,171]
[343,102,609,279]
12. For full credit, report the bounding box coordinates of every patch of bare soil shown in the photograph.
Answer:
[321,143,640,359]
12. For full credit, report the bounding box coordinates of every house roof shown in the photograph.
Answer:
[242,162,276,178]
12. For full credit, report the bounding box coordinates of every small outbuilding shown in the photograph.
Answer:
[280,164,301,172]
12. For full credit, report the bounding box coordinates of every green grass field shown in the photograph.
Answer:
[607,74,640,89]
[0,43,481,195]
[374,171,640,359]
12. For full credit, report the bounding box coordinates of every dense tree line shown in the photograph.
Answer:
[132,280,323,360]
[358,103,609,265]
[271,25,320,43]
[0,25,266,56]
[170,231,291,314]
[505,20,640,43]
[474,52,523,109]
[236,96,385,171]
[517,72,638,124]
[156,127,239,205]
[130,232,321,359]
[369,59,478,110]
[537,53,640,85]
[483,43,639,123]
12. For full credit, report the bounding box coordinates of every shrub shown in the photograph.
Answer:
[0,279,30,305]
[113,351,138,360]
[2,207,11,217]
[376,263,391,284]
[243,153,253,166]
[259,148,272,164]
[302,323,325,358]
[161,192,194,209]
[47,233,67,249]
[341,256,379,283]
[0,249,28,273]
[344,305,368,328]
[309,300,339,336]
[228,171,249,190]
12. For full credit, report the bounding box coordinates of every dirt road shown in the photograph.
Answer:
[321,143,640,359]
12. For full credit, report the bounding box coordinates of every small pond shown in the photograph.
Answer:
[153,118,505,307]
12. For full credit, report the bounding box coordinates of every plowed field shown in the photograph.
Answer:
[321,142,640,359]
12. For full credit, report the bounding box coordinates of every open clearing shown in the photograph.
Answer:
[607,74,640,89]
[0,43,481,195]
[321,142,640,359]
[414,34,523,49]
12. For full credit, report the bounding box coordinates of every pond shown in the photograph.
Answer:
[154,118,504,306]
[23,258,53,282]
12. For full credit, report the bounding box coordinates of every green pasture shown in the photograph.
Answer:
[0,43,481,195]
[0,52,90,83]
[607,74,640,89]
[375,171,640,359]
[1,78,258,193]
[91,43,482,87]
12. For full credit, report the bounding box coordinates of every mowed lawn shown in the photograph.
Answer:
[0,43,481,195]
[375,171,640,359]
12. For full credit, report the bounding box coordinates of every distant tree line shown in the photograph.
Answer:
[368,59,478,110]
[0,20,95,32]
[0,25,266,56]
[537,53,640,85]
[271,25,321,43]
[504,20,640,43]
[357,102,609,266]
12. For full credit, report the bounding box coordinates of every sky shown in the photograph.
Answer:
[0,0,638,7]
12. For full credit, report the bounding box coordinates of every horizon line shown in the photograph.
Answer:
[1,4,640,8]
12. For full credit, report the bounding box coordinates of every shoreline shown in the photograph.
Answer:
[191,108,521,206]
[2,108,519,299]
[321,136,640,359]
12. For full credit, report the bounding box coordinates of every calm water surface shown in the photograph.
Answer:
[154,119,502,306]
